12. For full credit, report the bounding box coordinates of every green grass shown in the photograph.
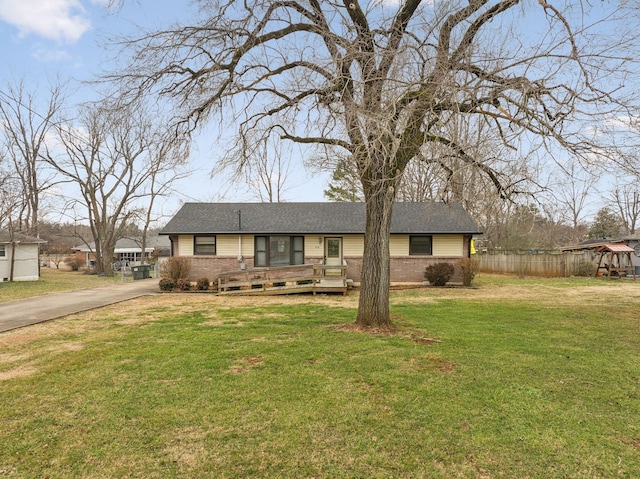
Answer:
[0,268,131,303]
[1,276,639,478]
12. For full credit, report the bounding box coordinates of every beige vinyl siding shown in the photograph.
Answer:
[178,234,254,257]
[305,235,324,258]
[215,235,246,256]
[241,235,254,257]
[342,235,463,257]
[216,235,239,256]
[177,233,464,258]
[433,235,463,256]
[343,235,364,256]
[217,235,329,258]
[390,235,409,255]
[231,235,325,258]
[178,235,194,256]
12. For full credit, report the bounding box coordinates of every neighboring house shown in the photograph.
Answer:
[74,236,171,269]
[624,236,640,271]
[160,202,481,284]
[0,230,46,282]
[562,236,640,276]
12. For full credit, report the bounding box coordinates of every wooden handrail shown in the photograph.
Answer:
[217,263,347,295]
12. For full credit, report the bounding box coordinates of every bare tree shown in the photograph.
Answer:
[135,139,190,264]
[0,78,66,238]
[0,171,25,281]
[215,130,294,202]
[45,101,187,276]
[249,144,293,202]
[0,164,17,230]
[548,159,598,235]
[610,183,640,236]
[111,1,640,328]
[323,113,535,211]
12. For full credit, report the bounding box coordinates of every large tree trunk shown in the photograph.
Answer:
[93,233,116,276]
[356,190,395,330]
[100,238,116,276]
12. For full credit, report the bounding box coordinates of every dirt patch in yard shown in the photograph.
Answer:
[0,352,32,363]
[227,356,264,374]
[0,364,38,381]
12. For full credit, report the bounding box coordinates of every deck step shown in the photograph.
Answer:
[219,283,346,296]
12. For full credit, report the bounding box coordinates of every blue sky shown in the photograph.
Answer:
[0,0,163,88]
[0,0,329,218]
[0,0,635,227]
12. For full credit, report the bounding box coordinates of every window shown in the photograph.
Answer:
[117,252,138,263]
[0,245,5,257]
[410,235,432,255]
[270,235,289,266]
[255,236,267,266]
[194,235,216,255]
[292,236,304,265]
[254,236,304,267]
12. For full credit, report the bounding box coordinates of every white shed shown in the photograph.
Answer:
[0,231,46,282]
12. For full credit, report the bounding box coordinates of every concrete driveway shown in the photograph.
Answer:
[0,278,159,333]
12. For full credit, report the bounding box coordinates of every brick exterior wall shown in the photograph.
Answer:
[181,255,464,284]
[185,256,252,280]
[183,255,328,281]
[345,256,464,284]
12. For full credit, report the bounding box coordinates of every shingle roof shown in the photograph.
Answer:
[75,236,170,252]
[0,230,46,244]
[160,202,481,235]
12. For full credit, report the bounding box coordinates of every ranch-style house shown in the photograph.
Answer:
[160,202,481,285]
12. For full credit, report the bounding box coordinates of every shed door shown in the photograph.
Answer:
[324,237,343,276]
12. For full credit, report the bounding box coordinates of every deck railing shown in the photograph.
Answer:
[217,263,347,295]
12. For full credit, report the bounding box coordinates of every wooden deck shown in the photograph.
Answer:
[217,264,348,296]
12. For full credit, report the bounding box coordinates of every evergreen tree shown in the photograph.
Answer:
[588,208,623,239]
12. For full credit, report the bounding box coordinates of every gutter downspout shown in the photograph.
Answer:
[237,209,244,265]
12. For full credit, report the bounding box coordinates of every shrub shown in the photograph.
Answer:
[195,277,210,291]
[159,278,177,291]
[159,257,191,281]
[177,278,192,291]
[458,258,478,287]
[425,262,455,287]
[64,257,80,271]
[574,260,596,277]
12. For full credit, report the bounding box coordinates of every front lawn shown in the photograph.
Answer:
[1,276,639,478]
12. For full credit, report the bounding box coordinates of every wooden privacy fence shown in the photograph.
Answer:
[476,251,596,277]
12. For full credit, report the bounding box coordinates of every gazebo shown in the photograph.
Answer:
[594,244,636,280]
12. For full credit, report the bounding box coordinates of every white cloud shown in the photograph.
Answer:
[604,115,638,130]
[32,46,72,62]
[369,0,401,7]
[0,0,91,42]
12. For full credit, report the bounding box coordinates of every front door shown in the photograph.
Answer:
[324,237,343,275]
